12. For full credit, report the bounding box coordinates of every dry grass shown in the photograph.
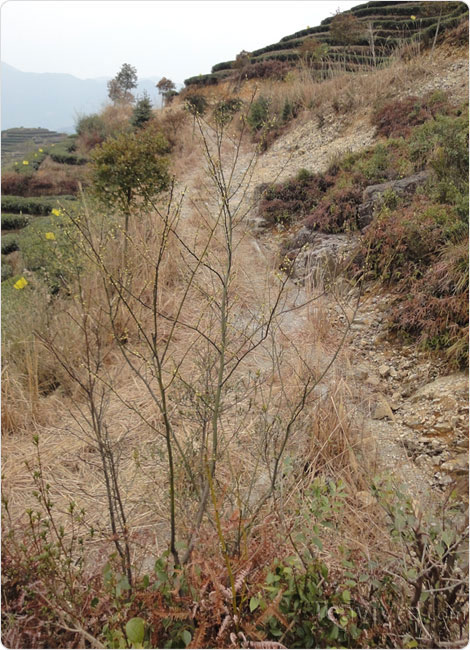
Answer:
[175,46,468,145]
[1,122,370,568]
[7,44,466,567]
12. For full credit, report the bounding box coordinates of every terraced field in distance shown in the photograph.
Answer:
[1,127,67,165]
[184,0,468,86]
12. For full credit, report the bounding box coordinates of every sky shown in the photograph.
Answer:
[1,0,360,82]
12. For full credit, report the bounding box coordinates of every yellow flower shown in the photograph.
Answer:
[22,160,29,165]
[45,232,56,240]
[13,277,28,290]
[38,148,43,152]
[14,162,18,166]
[34,153,38,157]
[51,208,62,217]
[411,15,416,20]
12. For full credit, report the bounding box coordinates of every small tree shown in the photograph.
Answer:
[156,77,176,106]
[131,91,153,129]
[90,126,170,259]
[107,63,138,104]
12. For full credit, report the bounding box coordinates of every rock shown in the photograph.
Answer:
[362,171,429,203]
[378,364,390,378]
[441,454,469,475]
[290,226,314,249]
[433,421,453,434]
[366,374,381,387]
[357,172,429,228]
[373,402,391,420]
[353,364,369,380]
[435,472,454,486]
[410,374,469,403]
[404,415,424,429]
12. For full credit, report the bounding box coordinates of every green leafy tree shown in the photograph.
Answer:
[90,127,171,256]
[107,63,138,104]
[131,91,153,129]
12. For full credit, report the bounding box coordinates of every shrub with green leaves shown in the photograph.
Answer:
[48,138,88,165]
[1,260,13,281]
[213,98,243,125]
[184,94,208,116]
[90,125,171,219]
[16,214,81,292]
[1,213,30,230]
[1,195,77,215]
[1,234,19,255]
[247,96,271,132]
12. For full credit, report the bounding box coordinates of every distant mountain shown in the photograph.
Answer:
[1,63,179,133]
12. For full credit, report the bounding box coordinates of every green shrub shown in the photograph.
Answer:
[16,214,81,292]
[247,96,271,132]
[1,261,13,281]
[90,126,170,218]
[76,113,106,138]
[184,94,208,116]
[410,111,469,216]
[49,148,88,165]
[131,92,153,129]
[1,195,77,215]
[1,234,19,255]
[213,98,243,125]
[184,73,220,87]
[1,213,31,230]
[211,60,233,73]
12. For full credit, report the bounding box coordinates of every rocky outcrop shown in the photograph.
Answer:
[284,230,356,285]
[357,171,429,228]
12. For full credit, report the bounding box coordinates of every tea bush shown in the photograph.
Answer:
[1,213,31,230]
[1,195,77,215]
[237,59,293,80]
[1,234,19,255]
[1,260,13,281]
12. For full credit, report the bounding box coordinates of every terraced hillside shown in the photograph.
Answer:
[1,127,67,165]
[184,0,468,86]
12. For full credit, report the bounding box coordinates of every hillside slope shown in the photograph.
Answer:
[1,25,468,650]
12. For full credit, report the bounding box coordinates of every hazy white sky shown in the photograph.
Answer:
[1,0,360,82]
